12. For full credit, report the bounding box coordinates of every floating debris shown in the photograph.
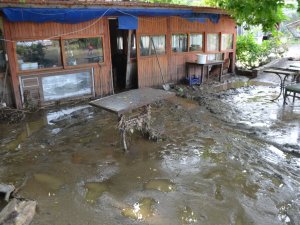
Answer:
[0,184,15,202]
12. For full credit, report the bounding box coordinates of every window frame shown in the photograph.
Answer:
[139,34,167,58]
[15,38,63,73]
[171,33,188,53]
[221,33,234,51]
[188,32,204,53]
[206,33,221,53]
[171,33,205,54]
[19,68,95,105]
[14,35,105,74]
[61,35,105,69]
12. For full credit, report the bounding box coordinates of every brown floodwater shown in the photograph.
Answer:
[0,84,299,225]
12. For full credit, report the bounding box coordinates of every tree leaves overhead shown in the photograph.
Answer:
[204,0,286,32]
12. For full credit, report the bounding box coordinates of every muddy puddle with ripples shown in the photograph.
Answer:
[0,81,299,225]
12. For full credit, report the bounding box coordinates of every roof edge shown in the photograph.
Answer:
[0,1,228,15]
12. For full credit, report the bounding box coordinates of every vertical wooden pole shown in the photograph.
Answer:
[125,30,133,89]
[3,20,22,108]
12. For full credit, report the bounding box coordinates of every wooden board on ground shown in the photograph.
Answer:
[89,88,175,116]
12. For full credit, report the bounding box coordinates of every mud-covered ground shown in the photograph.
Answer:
[0,75,299,225]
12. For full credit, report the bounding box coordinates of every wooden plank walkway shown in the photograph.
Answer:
[89,88,175,116]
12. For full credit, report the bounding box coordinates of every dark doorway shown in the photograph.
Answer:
[109,19,137,92]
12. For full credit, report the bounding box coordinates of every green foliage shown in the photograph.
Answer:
[16,43,45,65]
[236,33,286,69]
[203,0,287,32]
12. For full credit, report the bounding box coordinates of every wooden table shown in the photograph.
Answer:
[90,88,175,151]
[186,60,224,85]
[263,68,297,101]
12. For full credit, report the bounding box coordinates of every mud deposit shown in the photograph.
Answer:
[0,82,299,225]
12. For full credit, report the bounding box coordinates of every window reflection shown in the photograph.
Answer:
[64,37,104,66]
[189,34,203,52]
[207,34,220,51]
[221,34,233,50]
[16,40,62,71]
[140,35,166,56]
[172,34,188,52]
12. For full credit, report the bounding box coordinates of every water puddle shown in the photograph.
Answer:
[121,197,157,220]
[143,179,175,192]
[179,206,197,224]
[1,81,300,225]
[84,182,109,203]
[33,173,63,191]
[213,80,272,93]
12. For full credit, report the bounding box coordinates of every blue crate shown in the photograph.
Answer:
[186,75,201,86]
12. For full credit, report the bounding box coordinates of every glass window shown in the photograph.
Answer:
[42,70,93,101]
[172,34,188,52]
[221,34,233,50]
[140,35,166,56]
[64,37,104,66]
[207,34,220,51]
[16,40,62,71]
[189,34,203,52]
[207,53,223,61]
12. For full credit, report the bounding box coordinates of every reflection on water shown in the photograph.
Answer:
[179,206,197,224]
[144,179,175,192]
[84,182,109,203]
[121,197,156,220]
[0,84,299,225]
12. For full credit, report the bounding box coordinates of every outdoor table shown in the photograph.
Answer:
[89,88,175,151]
[186,60,224,85]
[263,68,297,101]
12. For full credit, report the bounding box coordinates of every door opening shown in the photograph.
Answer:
[109,19,137,92]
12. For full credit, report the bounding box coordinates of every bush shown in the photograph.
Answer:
[236,33,287,69]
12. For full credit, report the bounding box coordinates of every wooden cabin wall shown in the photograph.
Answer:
[3,18,112,108]
[169,16,236,82]
[136,17,169,88]
[137,15,236,87]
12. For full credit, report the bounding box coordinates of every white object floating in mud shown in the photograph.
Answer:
[0,198,36,225]
[0,184,15,202]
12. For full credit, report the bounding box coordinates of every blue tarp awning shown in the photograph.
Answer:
[1,7,220,29]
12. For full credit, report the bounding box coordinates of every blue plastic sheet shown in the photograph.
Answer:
[1,7,220,26]
[118,16,138,30]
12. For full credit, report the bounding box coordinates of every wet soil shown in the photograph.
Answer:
[0,78,299,225]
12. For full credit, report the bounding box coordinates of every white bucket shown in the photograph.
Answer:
[197,54,207,64]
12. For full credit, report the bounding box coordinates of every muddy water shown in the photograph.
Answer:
[0,84,299,225]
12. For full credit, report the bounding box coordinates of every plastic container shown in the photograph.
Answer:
[197,54,207,64]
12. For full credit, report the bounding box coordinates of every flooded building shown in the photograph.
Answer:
[0,1,236,108]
